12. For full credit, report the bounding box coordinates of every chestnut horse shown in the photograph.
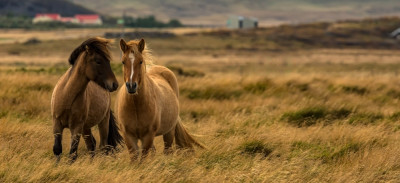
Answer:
[51,37,123,162]
[116,38,204,160]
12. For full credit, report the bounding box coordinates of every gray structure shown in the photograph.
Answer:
[390,27,400,39]
[227,16,258,29]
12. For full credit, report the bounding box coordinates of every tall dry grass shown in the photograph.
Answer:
[1,35,400,182]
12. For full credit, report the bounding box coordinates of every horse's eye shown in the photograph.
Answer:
[140,61,143,64]
[95,60,101,65]
[122,60,125,65]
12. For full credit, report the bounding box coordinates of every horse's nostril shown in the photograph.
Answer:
[113,82,118,90]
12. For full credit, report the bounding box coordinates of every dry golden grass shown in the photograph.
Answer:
[1,33,400,182]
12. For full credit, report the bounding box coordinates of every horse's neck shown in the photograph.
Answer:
[61,56,89,109]
[129,74,153,105]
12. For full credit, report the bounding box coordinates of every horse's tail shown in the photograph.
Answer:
[108,110,124,149]
[175,117,205,149]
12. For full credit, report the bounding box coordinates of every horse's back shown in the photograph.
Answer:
[148,65,179,97]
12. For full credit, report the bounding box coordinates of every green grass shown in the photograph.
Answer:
[348,113,384,125]
[281,107,352,127]
[239,140,273,157]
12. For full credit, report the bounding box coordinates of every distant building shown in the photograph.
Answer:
[33,13,102,25]
[390,27,400,39]
[227,16,258,29]
[60,17,79,24]
[75,14,102,25]
[32,14,61,23]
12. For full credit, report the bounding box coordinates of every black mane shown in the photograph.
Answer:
[68,37,111,65]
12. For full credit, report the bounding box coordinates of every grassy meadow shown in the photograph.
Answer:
[1,26,400,182]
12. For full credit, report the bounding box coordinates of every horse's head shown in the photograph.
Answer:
[119,38,146,94]
[69,37,119,92]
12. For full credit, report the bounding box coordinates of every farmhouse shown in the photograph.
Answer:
[32,14,61,23]
[75,14,102,25]
[33,14,102,25]
[227,16,258,29]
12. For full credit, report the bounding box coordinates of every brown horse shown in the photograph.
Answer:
[51,37,123,162]
[116,38,204,160]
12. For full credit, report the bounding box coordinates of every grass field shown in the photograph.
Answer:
[1,27,400,182]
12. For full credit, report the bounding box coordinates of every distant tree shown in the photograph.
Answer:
[123,15,184,28]
[167,19,183,27]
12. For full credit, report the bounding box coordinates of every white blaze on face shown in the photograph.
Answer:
[129,53,135,83]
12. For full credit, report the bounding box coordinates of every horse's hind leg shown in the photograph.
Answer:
[163,127,175,154]
[98,116,110,153]
[53,120,64,162]
[83,128,96,157]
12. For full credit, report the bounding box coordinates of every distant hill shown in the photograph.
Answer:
[71,0,400,26]
[191,17,400,50]
[0,0,96,17]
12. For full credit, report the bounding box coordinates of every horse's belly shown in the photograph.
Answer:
[84,82,110,128]
[157,96,179,135]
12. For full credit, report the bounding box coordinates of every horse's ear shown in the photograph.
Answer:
[85,45,91,54]
[120,39,128,52]
[138,39,145,53]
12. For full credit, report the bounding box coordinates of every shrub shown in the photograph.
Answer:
[282,107,352,127]
[341,85,368,95]
[389,112,400,121]
[243,78,273,94]
[348,113,384,125]
[239,140,273,157]
[182,87,242,100]
[386,89,400,99]
[167,65,205,77]
[291,141,362,162]
[328,108,352,119]
[281,107,327,127]
[286,80,309,92]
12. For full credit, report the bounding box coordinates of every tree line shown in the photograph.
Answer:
[0,14,183,29]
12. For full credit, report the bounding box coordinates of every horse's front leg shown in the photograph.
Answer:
[69,123,83,163]
[83,128,96,158]
[141,132,156,159]
[53,119,64,162]
[123,132,139,161]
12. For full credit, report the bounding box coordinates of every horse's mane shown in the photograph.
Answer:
[68,37,113,65]
[126,40,154,65]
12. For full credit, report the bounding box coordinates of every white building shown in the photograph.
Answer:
[33,14,102,25]
[227,16,258,29]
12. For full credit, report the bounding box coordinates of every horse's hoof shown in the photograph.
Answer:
[89,151,95,158]
[68,154,78,164]
[163,148,173,155]
[55,155,61,164]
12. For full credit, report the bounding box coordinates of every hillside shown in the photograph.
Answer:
[71,0,400,26]
[195,17,400,50]
[0,0,96,17]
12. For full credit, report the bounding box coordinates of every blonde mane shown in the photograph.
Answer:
[126,40,154,66]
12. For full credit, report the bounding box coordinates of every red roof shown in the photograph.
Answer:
[35,14,60,20]
[75,14,100,20]
[60,17,75,22]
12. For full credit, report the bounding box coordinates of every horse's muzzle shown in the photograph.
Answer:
[126,82,137,94]
[105,81,119,92]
